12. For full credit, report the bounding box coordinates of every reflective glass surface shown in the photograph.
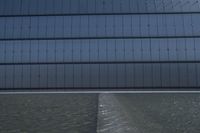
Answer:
[0,0,200,15]
[0,14,200,39]
[0,0,200,89]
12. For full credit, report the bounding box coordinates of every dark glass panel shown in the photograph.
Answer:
[186,38,195,60]
[123,15,132,36]
[72,40,81,62]
[13,65,22,88]
[47,64,57,87]
[133,39,142,61]
[30,65,40,88]
[197,64,200,86]
[5,41,13,63]
[0,66,5,88]
[0,38,199,64]
[0,14,199,39]
[87,0,96,13]
[64,40,73,62]
[81,40,90,61]
[39,65,48,88]
[82,64,90,87]
[179,64,188,86]
[47,40,56,62]
[99,64,108,87]
[54,0,63,14]
[29,0,38,14]
[143,64,153,86]
[30,40,39,62]
[168,39,177,60]
[73,65,82,87]
[187,64,198,86]
[5,66,14,88]
[90,40,99,61]
[0,41,5,62]
[176,39,186,60]
[38,17,47,37]
[105,15,114,36]
[98,40,107,61]
[38,40,47,62]
[107,64,117,87]
[116,64,126,87]
[37,0,46,14]
[192,14,200,35]
[159,39,169,60]
[90,64,99,87]
[160,64,170,86]
[56,65,65,87]
[151,39,160,61]
[141,39,151,61]
[3,0,12,14]
[134,64,143,86]
[1,0,200,15]
[149,15,158,36]
[55,40,64,62]
[125,64,134,87]
[0,63,199,88]
[138,0,147,12]
[121,0,131,13]
[64,65,74,87]
[21,0,30,14]
[124,40,133,61]
[169,64,179,86]
[116,40,124,61]
[13,41,21,63]
[195,38,200,60]
[152,64,162,86]
[70,0,79,13]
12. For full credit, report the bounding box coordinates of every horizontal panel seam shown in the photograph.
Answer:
[1,36,200,41]
[1,12,200,17]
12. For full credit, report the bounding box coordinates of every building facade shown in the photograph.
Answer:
[0,0,200,90]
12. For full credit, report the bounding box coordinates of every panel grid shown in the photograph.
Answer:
[0,0,200,90]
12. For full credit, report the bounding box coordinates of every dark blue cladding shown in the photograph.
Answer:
[0,0,200,90]
[0,39,200,63]
[0,14,200,39]
[0,0,200,15]
[0,63,199,89]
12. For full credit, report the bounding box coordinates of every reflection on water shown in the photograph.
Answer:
[97,94,135,133]
[0,94,98,133]
[97,93,200,133]
[115,94,200,133]
[1,93,200,133]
